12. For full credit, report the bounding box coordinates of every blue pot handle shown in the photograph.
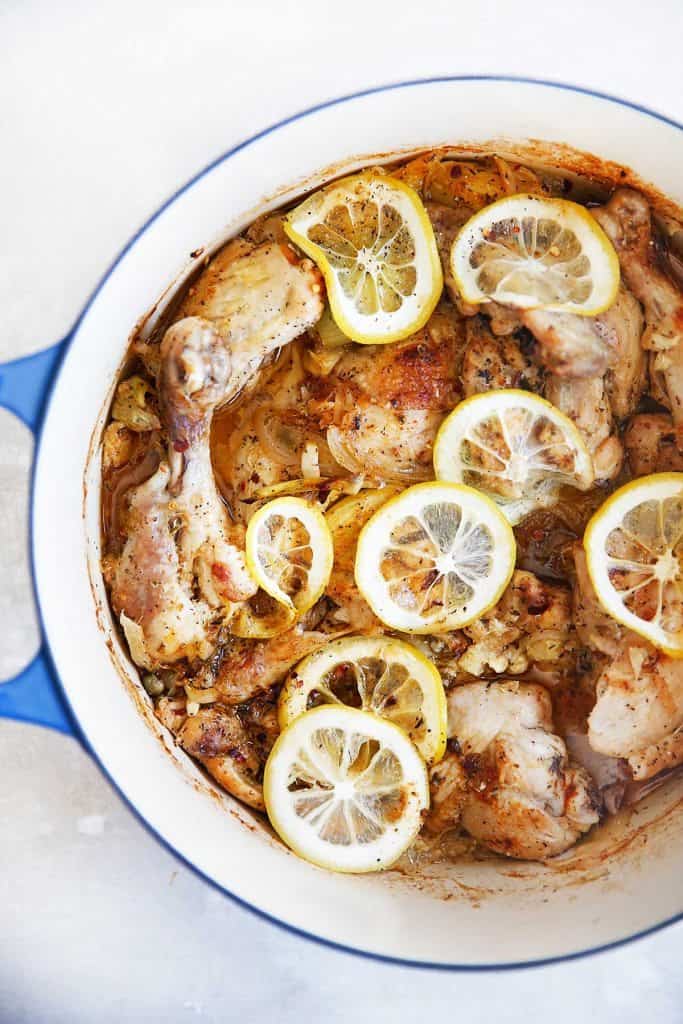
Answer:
[0,341,79,737]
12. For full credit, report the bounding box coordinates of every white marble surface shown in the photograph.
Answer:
[1,0,682,1019]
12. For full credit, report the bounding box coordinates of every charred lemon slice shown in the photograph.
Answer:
[584,473,683,656]
[433,389,594,524]
[451,194,620,314]
[284,173,443,344]
[245,497,333,614]
[354,482,515,633]
[279,635,447,764]
[263,706,429,873]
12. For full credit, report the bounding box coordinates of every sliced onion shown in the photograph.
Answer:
[304,345,345,376]
[252,478,324,500]
[120,612,154,670]
[184,684,218,705]
[316,307,352,349]
[253,406,303,467]
[326,426,364,475]
[301,441,320,479]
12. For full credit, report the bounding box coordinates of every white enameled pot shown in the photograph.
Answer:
[2,78,683,969]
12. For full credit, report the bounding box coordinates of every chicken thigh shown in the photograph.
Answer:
[426,681,600,859]
[572,543,683,782]
[593,189,683,442]
[309,303,464,481]
[589,646,683,780]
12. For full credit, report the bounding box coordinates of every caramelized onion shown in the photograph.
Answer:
[326,426,364,475]
[120,613,153,670]
[253,406,304,467]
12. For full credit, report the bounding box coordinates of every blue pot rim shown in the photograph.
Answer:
[29,75,683,971]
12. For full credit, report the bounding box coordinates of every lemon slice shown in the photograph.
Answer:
[433,389,595,525]
[279,635,447,763]
[245,496,333,613]
[354,482,516,634]
[284,172,443,344]
[584,473,683,656]
[263,705,429,872]
[451,194,620,315]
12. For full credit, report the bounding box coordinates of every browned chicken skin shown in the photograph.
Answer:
[309,303,464,481]
[158,691,280,810]
[624,412,683,476]
[461,316,542,397]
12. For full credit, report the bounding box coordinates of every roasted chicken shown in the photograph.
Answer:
[110,242,324,668]
[102,148,683,868]
[426,681,600,859]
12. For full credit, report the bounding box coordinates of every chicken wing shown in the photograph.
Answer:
[524,287,645,481]
[593,189,683,441]
[426,681,600,859]
[492,282,644,480]
[602,286,647,420]
[157,688,280,810]
[588,646,683,780]
[212,624,335,705]
[111,242,324,668]
[544,373,623,481]
[521,308,616,379]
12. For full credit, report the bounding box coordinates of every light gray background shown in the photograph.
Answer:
[1,1,682,1020]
